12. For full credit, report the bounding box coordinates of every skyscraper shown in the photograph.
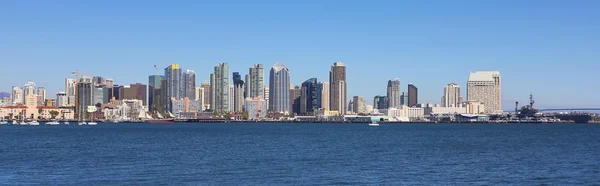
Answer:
[233,72,245,112]
[408,83,418,107]
[373,95,387,110]
[387,78,400,109]
[300,78,318,115]
[229,84,235,112]
[263,86,269,111]
[195,87,204,111]
[290,86,301,115]
[316,82,330,110]
[442,83,463,107]
[165,64,182,112]
[401,92,408,106]
[247,64,264,99]
[37,87,46,106]
[76,82,92,120]
[213,63,230,112]
[103,78,114,87]
[467,71,501,113]
[182,70,196,100]
[65,78,76,105]
[201,82,210,110]
[210,73,215,111]
[56,92,68,107]
[269,62,290,113]
[11,86,23,105]
[352,96,367,114]
[93,76,104,86]
[330,62,347,115]
[148,75,164,112]
[23,81,35,97]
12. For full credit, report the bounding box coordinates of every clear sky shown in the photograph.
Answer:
[1,0,599,109]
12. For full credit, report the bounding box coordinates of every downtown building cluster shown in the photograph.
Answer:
[0,62,501,122]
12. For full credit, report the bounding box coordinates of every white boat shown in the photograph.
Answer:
[369,122,380,127]
[28,121,40,125]
[78,122,87,125]
[20,121,29,125]
[87,122,97,125]
[11,121,18,125]
[0,120,7,125]
[46,121,60,125]
[64,121,70,125]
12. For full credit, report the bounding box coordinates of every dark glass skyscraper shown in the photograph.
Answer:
[300,78,318,115]
[408,83,418,107]
[149,75,164,112]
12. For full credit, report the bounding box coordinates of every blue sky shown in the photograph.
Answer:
[1,0,599,109]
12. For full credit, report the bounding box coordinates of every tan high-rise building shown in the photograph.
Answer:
[201,82,210,110]
[329,62,347,115]
[442,83,463,107]
[318,82,329,110]
[467,71,501,114]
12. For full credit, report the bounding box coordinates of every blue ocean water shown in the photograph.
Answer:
[0,123,599,185]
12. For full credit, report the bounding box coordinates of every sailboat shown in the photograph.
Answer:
[146,111,174,124]
[0,118,7,125]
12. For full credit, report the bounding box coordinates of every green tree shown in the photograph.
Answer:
[242,112,249,120]
[49,110,60,119]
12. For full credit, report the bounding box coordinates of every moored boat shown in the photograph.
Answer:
[146,119,175,124]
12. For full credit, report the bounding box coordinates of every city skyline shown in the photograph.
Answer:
[2,1,600,109]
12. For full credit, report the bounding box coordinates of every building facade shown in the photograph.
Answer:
[247,64,264,99]
[408,83,418,107]
[269,62,290,113]
[165,64,182,112]
[300,78,318,116]
[352,96,367,114]
[213,63,230,112]
[182,70,196,100]
[442,83,463,107]
[148,75,164,112]
[329,62,347,115]
[316,82,329,110]
[233,72,245,112]
[387,78,401,109]
[467,71,501,114]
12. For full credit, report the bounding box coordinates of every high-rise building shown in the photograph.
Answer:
[210,73,215,111]
[373,95,387,110]
[201,82,210,110]
[65,78,76,105]
[213,63,230,112]
[111,85,120,100]
[401,92,408,106]
[269,62,290,113]
[11,86,23,105]
[182,70,196,100]
[300,78,318,115]
[93,87,105,106]
[233,72,245,112]
[56,92,68,107]
[75,82,93,120]
[352,96,367,114]
[289,86,302,115]
[330,62,347,115]
[119,83,147,105]
[165,64,182,112]
[37,87,46,106]
[103,78,114,87]
[263,86,269,111]
[387,78,401,109]
[442,83,463,107]
[316,82,329,110]
[148,75,164,112]
[247,64,264,99]
[408,83,418,107]
[23,81,36,98]
[467,71,501,114]
[93,76,104,86]
[229,85,235,112]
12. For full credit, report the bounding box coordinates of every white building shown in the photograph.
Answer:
[11,86,23,105]
[65,78,76,105]
[245,97,267,120]
[263,86,270,111]
[442,83,463,107]
[466,101,486,114]
[380,106,425,121]
[467,71,501,114]
[424,105,468,116]
[56,92,68,107]
[352,96,367,114]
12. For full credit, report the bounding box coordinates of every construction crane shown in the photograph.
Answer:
[71,69,89,84]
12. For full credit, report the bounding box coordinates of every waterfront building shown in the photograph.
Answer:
[75,82,93,120]
[442,83,463,107]
[387,78,401,109]
[247,64,264,99]
[213,63,230,112]
[290,86,301,115]
[316,82,329,110]
[408,83,418,107]
[467,71,501,114]
[182,70,196,100]
[165,64,182,112]
[245,97,267,120]
[300,78,318,116]
[329,62,347,115]
[269,62,290,113]
[148,75,164,112]
[201,82,210,110]
[233,72,245,112]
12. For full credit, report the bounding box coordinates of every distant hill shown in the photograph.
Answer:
[0,92,10,98]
